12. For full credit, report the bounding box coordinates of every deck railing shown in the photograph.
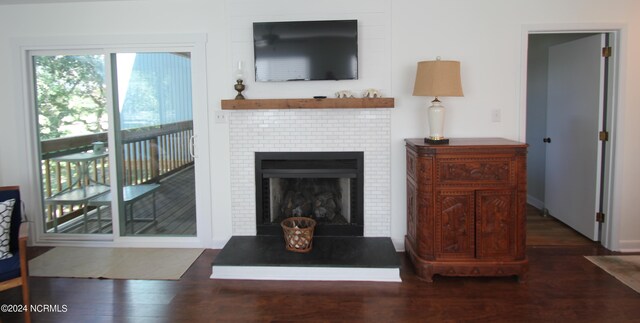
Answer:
[41,121,194,230]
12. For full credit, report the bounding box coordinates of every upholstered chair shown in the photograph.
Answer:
[0,186,30,323]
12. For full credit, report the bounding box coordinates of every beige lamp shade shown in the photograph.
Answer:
[413,60,463,97]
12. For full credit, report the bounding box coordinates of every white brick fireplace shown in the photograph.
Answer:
[228,108,392,237]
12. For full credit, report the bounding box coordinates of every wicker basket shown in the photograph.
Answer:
[281,217,317,253]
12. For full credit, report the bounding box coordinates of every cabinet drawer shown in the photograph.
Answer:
[437,158,514,186]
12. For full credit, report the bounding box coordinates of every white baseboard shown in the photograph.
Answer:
[211,238,230,249]
[527,195,544,210]
[391,237,405,252]
[211,265,401,282]
[617,240,640,252]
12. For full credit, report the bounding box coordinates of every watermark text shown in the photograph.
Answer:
[1,304,68,313]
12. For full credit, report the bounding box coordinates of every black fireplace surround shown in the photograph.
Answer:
[255,152,364,236]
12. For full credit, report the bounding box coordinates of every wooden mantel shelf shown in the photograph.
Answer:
[221,98,395,110]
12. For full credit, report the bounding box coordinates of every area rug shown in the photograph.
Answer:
[29,247,204,280]
[585,255,640,294]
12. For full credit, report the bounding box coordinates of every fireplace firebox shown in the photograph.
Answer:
[255,152,364,236]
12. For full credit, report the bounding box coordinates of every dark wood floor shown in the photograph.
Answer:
[526,204,595,246]
[1,209,639,322]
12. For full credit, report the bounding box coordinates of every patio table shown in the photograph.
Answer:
[45,151,110,232]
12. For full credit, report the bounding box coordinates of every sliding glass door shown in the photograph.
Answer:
[34,53,111,234]
[32,49,200,239]
[111,52,196,236]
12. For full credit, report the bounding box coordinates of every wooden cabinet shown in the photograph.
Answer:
[405,138,528,282]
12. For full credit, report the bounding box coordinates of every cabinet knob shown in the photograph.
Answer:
[543,137,551,143]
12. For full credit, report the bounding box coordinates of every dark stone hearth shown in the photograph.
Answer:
[212,236,400,268]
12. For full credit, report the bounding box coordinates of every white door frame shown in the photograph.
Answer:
[519,24,625,251]
[14,34,212,248]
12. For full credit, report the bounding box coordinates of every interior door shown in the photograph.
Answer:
[544,34,604,240]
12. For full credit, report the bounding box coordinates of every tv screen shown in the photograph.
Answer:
[253,20,358,82]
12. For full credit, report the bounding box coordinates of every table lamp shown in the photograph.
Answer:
[412,57,463,144]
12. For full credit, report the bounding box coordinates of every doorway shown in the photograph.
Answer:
[525,32,615,243]
[33,52,198,237]
[22,35,212,247]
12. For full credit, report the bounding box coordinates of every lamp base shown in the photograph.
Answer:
[234,79,246,100]
[424,138,449,145]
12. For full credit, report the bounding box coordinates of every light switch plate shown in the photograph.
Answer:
[491,109,501,123]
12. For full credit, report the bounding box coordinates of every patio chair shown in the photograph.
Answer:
[0,186,30,323]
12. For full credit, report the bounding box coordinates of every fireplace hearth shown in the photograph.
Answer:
[255,152,364,236]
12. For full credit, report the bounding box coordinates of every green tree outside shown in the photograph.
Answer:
[34,55,107,140]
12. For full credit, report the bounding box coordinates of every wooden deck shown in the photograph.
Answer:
[56,166,196,236]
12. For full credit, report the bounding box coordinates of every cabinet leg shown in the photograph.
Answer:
[517,272,528,284]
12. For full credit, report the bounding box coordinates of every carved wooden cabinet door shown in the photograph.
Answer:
[435,190,475,259]
[475,190,516,260]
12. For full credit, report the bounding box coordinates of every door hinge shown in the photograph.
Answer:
[602,47,612,58]
[596,212,605,223]
[599,131,609,142]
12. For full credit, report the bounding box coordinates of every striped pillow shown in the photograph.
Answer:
[0,198,16,260]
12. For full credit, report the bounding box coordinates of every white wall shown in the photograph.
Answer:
[0,0,639,251]
[226,0,392,99]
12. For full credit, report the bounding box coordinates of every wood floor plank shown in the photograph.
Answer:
[4,200,638,321]
[526,204,595,246]
[2,240,639,322]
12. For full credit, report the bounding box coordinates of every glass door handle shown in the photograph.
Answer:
[189,135,196,158]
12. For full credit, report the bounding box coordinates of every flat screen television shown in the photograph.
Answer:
[253,19,358,82]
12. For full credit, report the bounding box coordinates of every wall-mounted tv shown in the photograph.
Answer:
[253,19,358,82]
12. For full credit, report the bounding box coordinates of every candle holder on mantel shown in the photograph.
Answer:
[234,79,245,100]
[233,60,246,100]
